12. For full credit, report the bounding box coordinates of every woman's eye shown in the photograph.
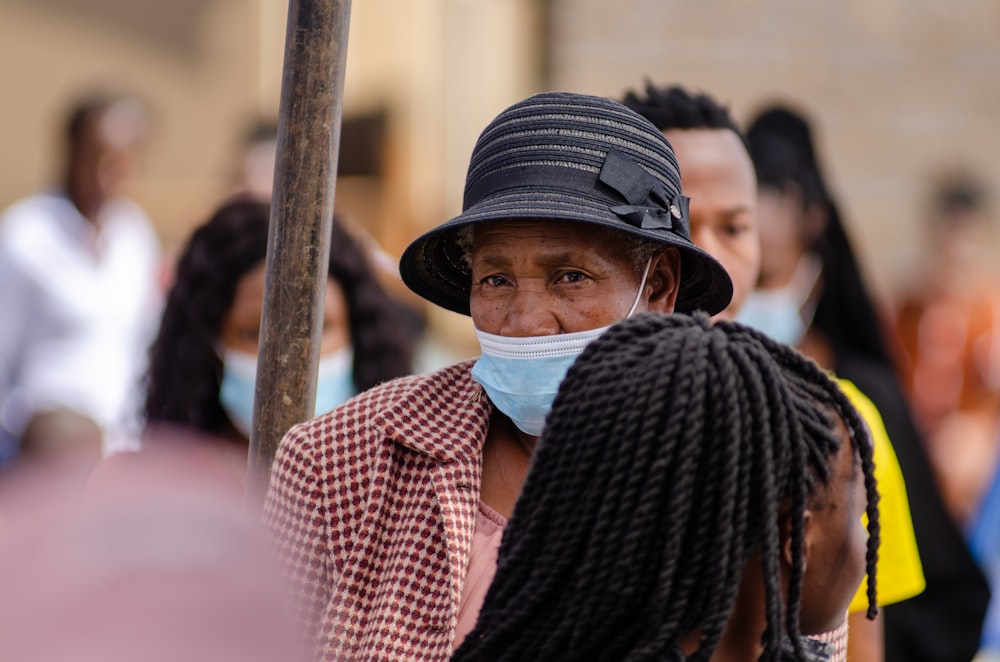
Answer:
[725,223,749,237]
[480,274,508,287]
[557,271,588,284]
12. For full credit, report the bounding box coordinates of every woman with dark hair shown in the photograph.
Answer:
[453,313,880,662]
[142,198,413,452]
[742,105,989,662]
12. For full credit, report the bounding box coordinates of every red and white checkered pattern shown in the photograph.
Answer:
[262,360,490,661]
[811,619,849,662]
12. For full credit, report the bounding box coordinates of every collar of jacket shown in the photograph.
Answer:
[374,359,493,464]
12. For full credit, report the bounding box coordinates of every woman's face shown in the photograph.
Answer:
[756,187,810,291]
[468,219,679,337]
[219,263,350,355]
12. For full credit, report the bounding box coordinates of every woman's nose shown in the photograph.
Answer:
[497,286,561,338]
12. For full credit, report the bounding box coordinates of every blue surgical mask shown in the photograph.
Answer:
[314,345,357,416]
[471,258,651,436]
[737,254,821,347]
[219,346,356,437]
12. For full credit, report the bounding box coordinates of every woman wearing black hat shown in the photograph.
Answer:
[261,92,733,661]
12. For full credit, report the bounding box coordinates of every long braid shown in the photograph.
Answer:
[663,336,747,658]
[764,337,881,618]
[452,313,880,662]
[729,342,791,659]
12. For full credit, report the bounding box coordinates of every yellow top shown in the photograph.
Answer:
[837,379,925,613]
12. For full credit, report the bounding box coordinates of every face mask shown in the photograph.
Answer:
[314,345,357,416]
[737,254,821,347]
[219,346,356,437]
[471,258,651,436]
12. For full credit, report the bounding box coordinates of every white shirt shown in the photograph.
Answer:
[0,191,162,449]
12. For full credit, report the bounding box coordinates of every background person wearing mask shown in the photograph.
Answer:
[623,83,923,662]
[741,103,989,662]
[0,93,162,466]
[139,198,413,482]
[262,92,733,661]
[223,117,433,367]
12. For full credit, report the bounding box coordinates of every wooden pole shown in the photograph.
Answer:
[246,0,353,505]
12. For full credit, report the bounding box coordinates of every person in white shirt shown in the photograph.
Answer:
[0,94,162,464]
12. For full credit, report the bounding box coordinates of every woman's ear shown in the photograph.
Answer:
[781,508,814,570]
[645,248,681,314]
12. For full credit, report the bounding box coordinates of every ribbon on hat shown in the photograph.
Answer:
[599,148,688,232]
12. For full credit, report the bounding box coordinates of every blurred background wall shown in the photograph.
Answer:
[548,0,1000,305]
[0,0,996,347]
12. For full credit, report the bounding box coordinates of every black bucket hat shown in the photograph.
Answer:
[399,91,733,316]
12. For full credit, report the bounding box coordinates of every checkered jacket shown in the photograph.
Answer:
[262,360,490,661]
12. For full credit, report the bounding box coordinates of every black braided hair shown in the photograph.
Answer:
[452,313,879,662]
[143,197,413,437]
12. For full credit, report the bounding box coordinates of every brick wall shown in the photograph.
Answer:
[548,0,1000,305]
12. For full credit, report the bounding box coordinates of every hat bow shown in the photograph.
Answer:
[599,148,688,233]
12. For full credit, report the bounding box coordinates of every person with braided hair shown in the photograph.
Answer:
[622,83,926,662]
[453,312,879,662]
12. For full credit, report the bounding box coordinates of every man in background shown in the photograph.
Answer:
[0,93,162,465]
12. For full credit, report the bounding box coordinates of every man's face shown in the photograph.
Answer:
[468,220,679,336]
[665,129,759,321]
[71,109,145,202]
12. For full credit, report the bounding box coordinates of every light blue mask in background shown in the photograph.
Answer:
[736,254,821,347]
[736,289,809,347]
[219,345,356,437]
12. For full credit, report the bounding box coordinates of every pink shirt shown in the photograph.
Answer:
[452,501,507,650]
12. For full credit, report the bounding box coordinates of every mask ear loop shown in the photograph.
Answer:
[795,253,824,330]
[625,257,654,318]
